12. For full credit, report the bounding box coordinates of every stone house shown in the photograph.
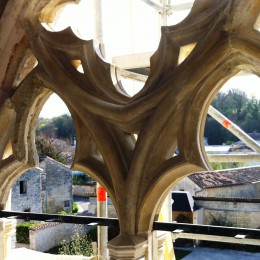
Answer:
[11,168,43,213]
[194,196,260,228]
[173,166,260,228]
[11,157,73,214]
[190,166,260,198]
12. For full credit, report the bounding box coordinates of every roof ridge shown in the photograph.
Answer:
[193,196,260,203]
[30,222,61,231]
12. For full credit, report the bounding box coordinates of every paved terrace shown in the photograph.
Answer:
[182,247,260,260]
[7,248,97,260]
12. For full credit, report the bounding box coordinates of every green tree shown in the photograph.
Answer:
[212,89,248,122]
[36,136,67,164]
[206,88,251,144]
[211,162,244,170]
[36,114,75,142]
[52,114,75,142]
[204,116,226,145]
[246,97,260,132]
[36,118,57,138]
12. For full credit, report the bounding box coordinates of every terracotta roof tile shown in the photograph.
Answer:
[30,222,61,231]
[189,166,260,189]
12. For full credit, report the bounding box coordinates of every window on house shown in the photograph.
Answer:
[19,181,27,194]
[24,208,31,212]
[64,200,70,207]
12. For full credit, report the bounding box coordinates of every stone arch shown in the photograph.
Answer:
[20,0,260,239]
[0,71,51,208]
[1,2,260,259]
[136,55,260,234]
[0,0,79,209]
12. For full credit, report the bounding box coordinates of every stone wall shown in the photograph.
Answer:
[172,177,202,196]
[11,169,42,213]
[196,183,256,198]
[43,157,72,213]
[30,222,75,252]
[7,248,97,260]
[254,182,260,197]
[193,208,204,225]
[73,185,96,197]
[195,197,260,228]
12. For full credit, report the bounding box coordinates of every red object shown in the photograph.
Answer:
[222,119,232,129]
[97,186,107,202]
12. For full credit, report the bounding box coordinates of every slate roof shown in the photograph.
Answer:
[189,166,260,189]
[172,191,199,212]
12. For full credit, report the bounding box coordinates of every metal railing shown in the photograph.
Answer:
[1,210,260,245]
[153,221,260,245]
[0,210,119,227]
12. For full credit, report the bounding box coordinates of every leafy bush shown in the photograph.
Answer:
[211,162,244,170]
[59,225,93,256]
[16,222,41,244]
[72,202,78,213]
[36,137,67,164]
[58,202,78,215]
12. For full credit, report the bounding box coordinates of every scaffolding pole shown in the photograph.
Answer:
[208,153,260,163]
[208,106,260,153]
[96,183,107,260]
[140,0,163,12]
[94,1,107,259]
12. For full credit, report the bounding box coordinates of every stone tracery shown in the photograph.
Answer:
[0,0,260,257]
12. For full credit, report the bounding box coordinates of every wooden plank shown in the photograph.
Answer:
[208,154,260,162]
[112,52,153,69]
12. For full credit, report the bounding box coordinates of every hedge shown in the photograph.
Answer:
[16,222,40,244]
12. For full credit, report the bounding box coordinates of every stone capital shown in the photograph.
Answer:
[107,234,148,259]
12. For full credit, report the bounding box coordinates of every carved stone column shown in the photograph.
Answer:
[107,231,174,260]
[16,0,260,258]
[0,218,16,260]
[107,234,148,259]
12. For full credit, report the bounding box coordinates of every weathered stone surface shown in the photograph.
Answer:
[0,0,259,258]
[11,168,42,213]
[41,157,72,213]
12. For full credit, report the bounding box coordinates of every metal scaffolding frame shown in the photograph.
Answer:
[112,67,260,163]
[140,0,194,14]
[110,1,260,164]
